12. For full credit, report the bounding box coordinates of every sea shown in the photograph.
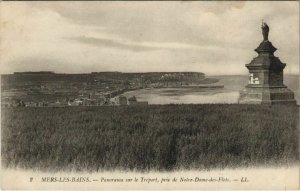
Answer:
[121,75,299,105]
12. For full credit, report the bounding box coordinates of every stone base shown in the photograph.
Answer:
[238,86,297,105]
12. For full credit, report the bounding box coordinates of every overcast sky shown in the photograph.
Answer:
[0,1,299,75]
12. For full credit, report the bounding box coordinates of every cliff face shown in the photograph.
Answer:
[1,72,205,87]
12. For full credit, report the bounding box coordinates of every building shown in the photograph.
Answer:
[128,96,137,105]
[239,22,296,105]
[119,95,128,106]
[128,96,148,106]
[68,99,83,106]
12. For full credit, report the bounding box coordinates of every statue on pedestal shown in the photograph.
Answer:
[238,22,296,105]
[262,21,269,41]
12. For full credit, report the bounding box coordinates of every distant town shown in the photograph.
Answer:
[1,71,222,107]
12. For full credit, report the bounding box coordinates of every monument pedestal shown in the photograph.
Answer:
[238,22,296,105]
[239,85,296,105]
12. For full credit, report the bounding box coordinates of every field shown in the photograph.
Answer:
[1,104,299,172]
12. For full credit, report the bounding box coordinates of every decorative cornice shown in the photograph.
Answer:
[255,40,277,54]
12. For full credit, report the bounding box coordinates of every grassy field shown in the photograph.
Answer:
[1,104,299,171]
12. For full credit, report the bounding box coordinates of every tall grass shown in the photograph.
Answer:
[1,104,299,171]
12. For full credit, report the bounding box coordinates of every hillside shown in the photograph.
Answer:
[2,104,298,171]
[1,71,214,106]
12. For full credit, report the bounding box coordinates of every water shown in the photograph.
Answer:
[122,75,299,105]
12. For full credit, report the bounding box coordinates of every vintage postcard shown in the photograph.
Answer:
[0,1,299,190]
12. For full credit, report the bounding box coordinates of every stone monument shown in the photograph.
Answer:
[238,22,296,104]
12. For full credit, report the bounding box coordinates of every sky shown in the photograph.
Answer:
[0,1,299,75]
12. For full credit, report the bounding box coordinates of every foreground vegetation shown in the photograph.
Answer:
[1,104,299,171]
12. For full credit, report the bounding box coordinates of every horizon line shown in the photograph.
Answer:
[1,71,299,76]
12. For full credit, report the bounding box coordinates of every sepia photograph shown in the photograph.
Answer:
[1,1,299,190]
